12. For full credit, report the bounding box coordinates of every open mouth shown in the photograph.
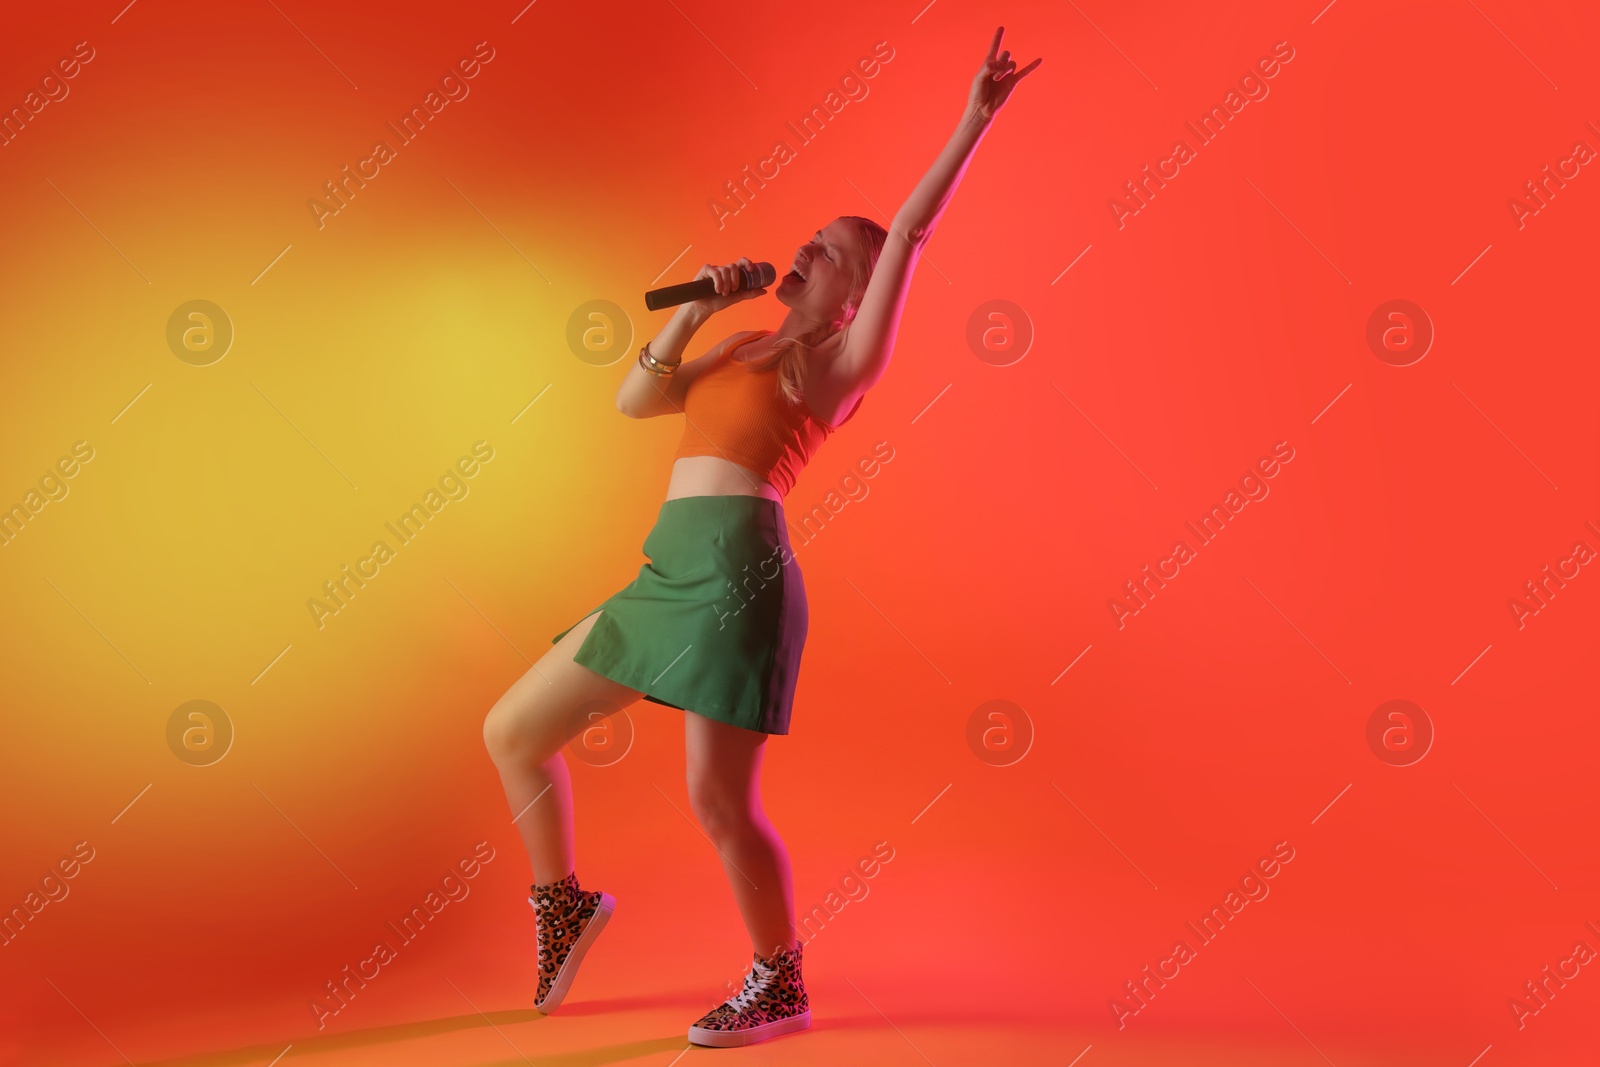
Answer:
[784,264,808,284]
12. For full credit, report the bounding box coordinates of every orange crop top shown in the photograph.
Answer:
[674,329,863,498]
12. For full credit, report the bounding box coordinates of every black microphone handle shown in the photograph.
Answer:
[645,262,775,311]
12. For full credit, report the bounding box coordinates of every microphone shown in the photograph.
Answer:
[645,261,776,311]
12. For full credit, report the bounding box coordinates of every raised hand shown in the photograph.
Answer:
[967,26,1041,123]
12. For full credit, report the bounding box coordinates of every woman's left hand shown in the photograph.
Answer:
[966,26,1041,123]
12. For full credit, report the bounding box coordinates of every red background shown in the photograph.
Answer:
[1,1,1595,1064]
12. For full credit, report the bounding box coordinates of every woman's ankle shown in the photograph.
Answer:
[532,870,581,899]
[755,938,802,964]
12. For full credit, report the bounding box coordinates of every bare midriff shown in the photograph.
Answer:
[664,455,782,503]
[662,329,855,505]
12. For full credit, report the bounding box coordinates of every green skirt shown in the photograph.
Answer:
[551,494,807,735]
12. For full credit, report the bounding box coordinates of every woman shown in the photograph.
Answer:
[482,26,1039,1048]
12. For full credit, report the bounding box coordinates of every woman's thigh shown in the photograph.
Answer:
[484,611,646,762]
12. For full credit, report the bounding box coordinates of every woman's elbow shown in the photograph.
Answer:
[893,215,931,247]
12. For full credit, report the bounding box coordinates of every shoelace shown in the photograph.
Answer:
[727,958,779,1012]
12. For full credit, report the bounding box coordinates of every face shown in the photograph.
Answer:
[777,218,867,325]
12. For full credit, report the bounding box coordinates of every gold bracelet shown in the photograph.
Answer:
[639,342,680,376]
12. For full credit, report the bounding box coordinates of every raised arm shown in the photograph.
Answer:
[831,26,1041,394]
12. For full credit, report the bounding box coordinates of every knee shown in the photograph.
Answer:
[482,701,514,762]
[687,775,754,842]
[483,698,544,766]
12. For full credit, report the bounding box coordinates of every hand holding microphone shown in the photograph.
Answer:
[647,257,775,313]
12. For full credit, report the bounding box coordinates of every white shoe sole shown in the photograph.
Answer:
[688,1009,811,1047]
[532,891,615,1014]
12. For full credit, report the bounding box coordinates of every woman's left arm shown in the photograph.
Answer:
[833,26,1041,393]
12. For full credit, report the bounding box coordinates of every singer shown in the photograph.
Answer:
[482,26,1040,1048]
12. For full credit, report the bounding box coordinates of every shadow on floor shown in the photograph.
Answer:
[554,990,720,1016]
[124,1008,685,1067]
[432,1034,691,1067]
[121,996,950,1065]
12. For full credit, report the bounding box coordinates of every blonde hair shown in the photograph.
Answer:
[743,216,889,406]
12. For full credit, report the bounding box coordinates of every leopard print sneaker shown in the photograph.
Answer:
[529,871,614,1014]
[687,941,811,1047]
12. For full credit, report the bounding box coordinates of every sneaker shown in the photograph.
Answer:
[688,942,811,1047]
[529,872,615,1013]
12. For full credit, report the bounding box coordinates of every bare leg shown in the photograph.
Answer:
[482,611,644,883]
[685,713,796,958]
